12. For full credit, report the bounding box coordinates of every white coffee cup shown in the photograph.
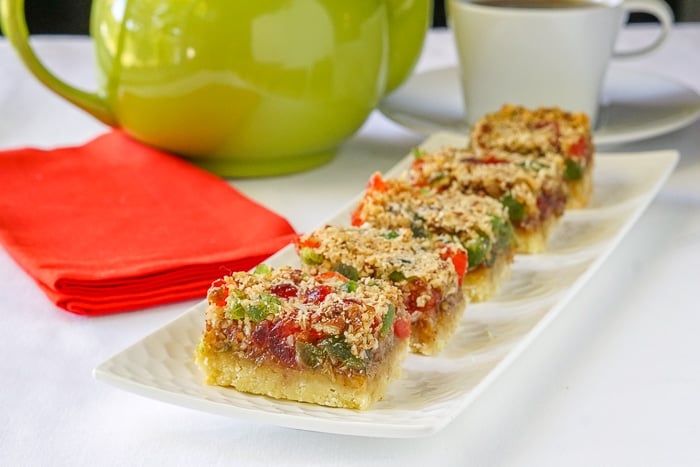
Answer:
[447,0,674,126]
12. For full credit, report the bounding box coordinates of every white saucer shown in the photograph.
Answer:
[378,66,700,146]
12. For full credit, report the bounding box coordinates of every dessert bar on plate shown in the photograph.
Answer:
[406,146,567,254]
[351,173,514,302]
[296,225,466,356]
[195,265,410,410]
[469,104,594,209]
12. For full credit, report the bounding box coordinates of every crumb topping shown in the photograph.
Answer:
[469,104,594,168]
[297,225,463,320]
[408,146,567,230]
[202,266,407,374]
[351,174,513,271]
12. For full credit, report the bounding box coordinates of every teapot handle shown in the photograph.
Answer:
[0,0,115,125]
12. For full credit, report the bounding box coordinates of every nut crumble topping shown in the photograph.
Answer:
[202,266,406,374]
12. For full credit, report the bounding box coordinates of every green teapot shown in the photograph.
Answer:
[0,0,431,176]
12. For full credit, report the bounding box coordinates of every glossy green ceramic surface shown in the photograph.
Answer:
[385,0,433,94]
[1,0,430,177]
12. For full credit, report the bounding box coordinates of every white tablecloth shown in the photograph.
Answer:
[1,24,699,466]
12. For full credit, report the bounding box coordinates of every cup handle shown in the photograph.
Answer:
[0,0,115,125]
[613,0,674,58]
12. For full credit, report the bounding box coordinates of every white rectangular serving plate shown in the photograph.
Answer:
[94,132,678,438]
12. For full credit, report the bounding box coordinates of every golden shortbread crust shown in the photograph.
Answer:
[195,338,409,410]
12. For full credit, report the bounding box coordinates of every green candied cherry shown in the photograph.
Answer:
[382,230,400,239]
[299,247,324,265]
[412,147,426,159]
[564,158,584,181]
[224,295,246,320]
[380,304,396,336]
[253,264,271,274]
[225,293,282,322]
[318,335,365,370]
[295,335,365,370]
[295,341,325,369]
[491,215,514,253]
[500,193,525,224]
[388,270,407,282]
[333,263,360,281]
[465,234,491,270]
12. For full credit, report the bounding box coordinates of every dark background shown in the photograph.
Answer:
[432,0,698,26]
[1,0,697,35]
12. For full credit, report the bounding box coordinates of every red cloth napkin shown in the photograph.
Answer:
[0,130,298,316]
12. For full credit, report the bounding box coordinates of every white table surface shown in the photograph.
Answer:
[1,24,699,467]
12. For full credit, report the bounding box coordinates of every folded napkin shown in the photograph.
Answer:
[0,131,298,316]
